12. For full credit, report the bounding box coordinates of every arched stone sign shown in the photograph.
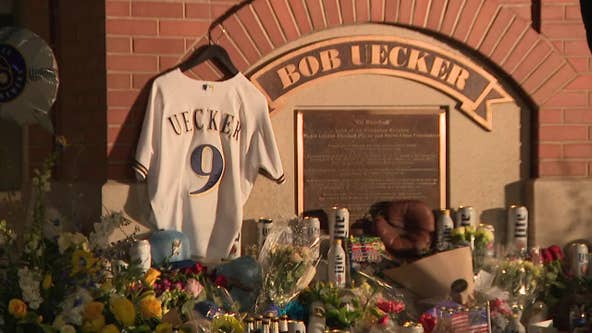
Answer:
[250,35,512,130]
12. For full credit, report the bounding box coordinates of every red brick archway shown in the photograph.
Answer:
[183,0,577,108]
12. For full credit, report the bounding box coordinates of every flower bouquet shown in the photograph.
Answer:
[492,258,543,308]
[256,220,317,311]
[450,225,494,272]
[0,149,183,333]
[299,279,409,332]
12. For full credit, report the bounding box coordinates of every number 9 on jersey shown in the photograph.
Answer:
[189,144,225,195]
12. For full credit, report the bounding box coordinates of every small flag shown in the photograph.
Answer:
[450,308,490,333]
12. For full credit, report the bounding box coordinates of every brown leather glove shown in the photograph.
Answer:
[371,200,435,257]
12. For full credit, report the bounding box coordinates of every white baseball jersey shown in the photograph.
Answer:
[133,69,285,261]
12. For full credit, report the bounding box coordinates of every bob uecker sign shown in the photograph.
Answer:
[250,36,512,130]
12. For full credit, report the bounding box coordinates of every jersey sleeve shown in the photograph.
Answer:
[244,94,285,187]
[133,82,162,181]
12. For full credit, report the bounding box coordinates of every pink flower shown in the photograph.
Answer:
[419,313,436,333]
[162,278,172,290]
[378,315,389,326]
[184,278,204,297]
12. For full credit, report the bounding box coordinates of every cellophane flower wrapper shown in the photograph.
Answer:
[491,257,543,309]
[257,218,318,310]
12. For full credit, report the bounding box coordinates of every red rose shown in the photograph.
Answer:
[214,275,228,289]
[419,313,436,333]
[192,263,205,275]
[540,248,553,264]
[548,245,564,261]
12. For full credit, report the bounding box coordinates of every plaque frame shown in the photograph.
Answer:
[296,107,447,217]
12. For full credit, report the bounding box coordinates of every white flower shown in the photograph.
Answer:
[43,208,64,240]
[89,213,128,250]
[57,288,93,325]
[18,267,43,309]
[89,222,112,250]
[58,232,89,254]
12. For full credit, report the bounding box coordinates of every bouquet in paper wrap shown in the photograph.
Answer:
[256,218,319,309]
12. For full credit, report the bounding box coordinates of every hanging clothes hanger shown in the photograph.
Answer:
[178,28,239,77]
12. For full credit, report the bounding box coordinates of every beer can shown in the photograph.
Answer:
[307,301,326,333]
[479,224,495,257]
[258,218,273,249]
[329,207,349,241]
[456,206,476,227]
[436,209,454,250]
[130,239,151,272]
[570,243,589,278]
[288,320,307,333]
[507,205,528,251]
[245,317,255,333]
[305,216,321,261]
[328,239,346,288]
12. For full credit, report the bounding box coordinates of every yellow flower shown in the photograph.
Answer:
[211,314,244,333]
[42,273,53,290]
[60,325,76,333]
[109,295,135,327]
[451,227,466,242]
[138,294,162,319]
[144,267,161,287]
[82,314,106,333]
[100,324,121,333]
[71,249,98,275]
[154,322,173,333]
[84,301,105,320]
[101,280,114,293]
[8,298,27,319]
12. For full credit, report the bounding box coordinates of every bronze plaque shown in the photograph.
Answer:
[297,109,446,222]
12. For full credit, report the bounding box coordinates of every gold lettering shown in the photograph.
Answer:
[388,46,408,67]
[167,114,182,135]
[407,49,429,73]
[447,64,470,90]
[299,56,320,77]
[193,109,204,129]
[351,45,363,65]
[430,57,451,80]
[371,44,388,65]
[319,49,341,71]
[276,64,301,89]
[181,110,192,132]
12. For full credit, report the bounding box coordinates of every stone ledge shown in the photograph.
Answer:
[526,178,592,247]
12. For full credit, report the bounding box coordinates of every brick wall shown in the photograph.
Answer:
[536,0,592,176]
[106,0,237,180]
[105,0,592,180]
